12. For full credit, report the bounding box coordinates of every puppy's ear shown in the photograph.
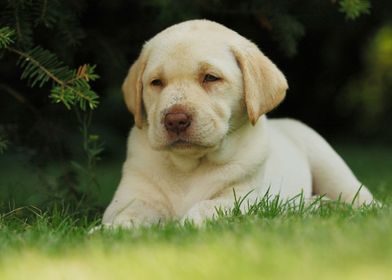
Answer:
[232,42,288,125]
[122,51,148,129]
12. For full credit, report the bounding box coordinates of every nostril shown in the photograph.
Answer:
[164,113,191,133]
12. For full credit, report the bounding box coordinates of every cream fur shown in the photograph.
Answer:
[102,20,374,227]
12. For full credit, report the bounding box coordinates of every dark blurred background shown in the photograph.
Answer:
[0,0,391,209]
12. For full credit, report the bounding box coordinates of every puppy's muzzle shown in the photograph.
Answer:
[164,111,191,134]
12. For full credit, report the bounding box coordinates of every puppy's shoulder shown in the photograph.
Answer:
[125,127,164,164]
[268,117,311,134]
[268,117,328,151]
[126,127,146,152]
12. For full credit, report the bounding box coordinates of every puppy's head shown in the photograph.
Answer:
[123,20,288,153]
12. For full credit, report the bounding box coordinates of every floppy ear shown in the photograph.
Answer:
[232,42,288,125]
[122,51,148,129]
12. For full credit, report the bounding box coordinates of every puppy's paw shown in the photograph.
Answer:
[87,224,113,235]
[102,200,168,229]
[181,200,224,226]
[88,220,141,235]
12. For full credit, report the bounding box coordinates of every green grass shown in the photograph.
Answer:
[0,143,391,280]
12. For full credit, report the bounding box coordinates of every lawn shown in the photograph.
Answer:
[0,143,391,280]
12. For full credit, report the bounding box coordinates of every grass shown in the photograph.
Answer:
[0,143,391,280]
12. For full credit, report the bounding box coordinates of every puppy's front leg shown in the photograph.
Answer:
[103,199,168,228]
[181,200,232,226]
[181,189,253,226]
[102,174,171,228]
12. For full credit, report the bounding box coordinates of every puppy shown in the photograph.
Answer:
[102,20,374,227]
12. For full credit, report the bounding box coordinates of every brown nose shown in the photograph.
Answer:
[164,112,191,133]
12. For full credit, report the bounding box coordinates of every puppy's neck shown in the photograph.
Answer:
[207,116,268,164]
[167,152,204,172]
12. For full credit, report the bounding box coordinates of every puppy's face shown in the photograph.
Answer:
[123,20,288,155]
[142,36,245,152]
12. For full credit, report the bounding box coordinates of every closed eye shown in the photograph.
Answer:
[203,74,221,83]
[151,79,163,86]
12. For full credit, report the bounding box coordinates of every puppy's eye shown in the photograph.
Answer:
[203,74,220,83]
[151,79,163,87]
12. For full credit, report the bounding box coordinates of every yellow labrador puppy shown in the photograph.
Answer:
[102,20,374,227]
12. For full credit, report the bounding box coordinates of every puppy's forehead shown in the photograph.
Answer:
[150,19,239,45]
[143,20,242,75]
[149,40,229,68]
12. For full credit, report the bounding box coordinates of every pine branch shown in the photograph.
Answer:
[339,0,371,20]
[50,65,100,110]
[9,46,70,86]
[55,8,85,48]
[0,26,14,48]
[33,0,59,28]
[2,26,99,111]
[270,15,305,57]
[9,46,99,110]
[1,0,34,49]
[37,0,49,24]
[0,133,8,154]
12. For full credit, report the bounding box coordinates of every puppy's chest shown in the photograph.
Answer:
[155,161,240,215]
[157,163,215,195]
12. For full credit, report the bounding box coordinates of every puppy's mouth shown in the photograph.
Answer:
[170,140,194,149]
[169,139,208,149]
